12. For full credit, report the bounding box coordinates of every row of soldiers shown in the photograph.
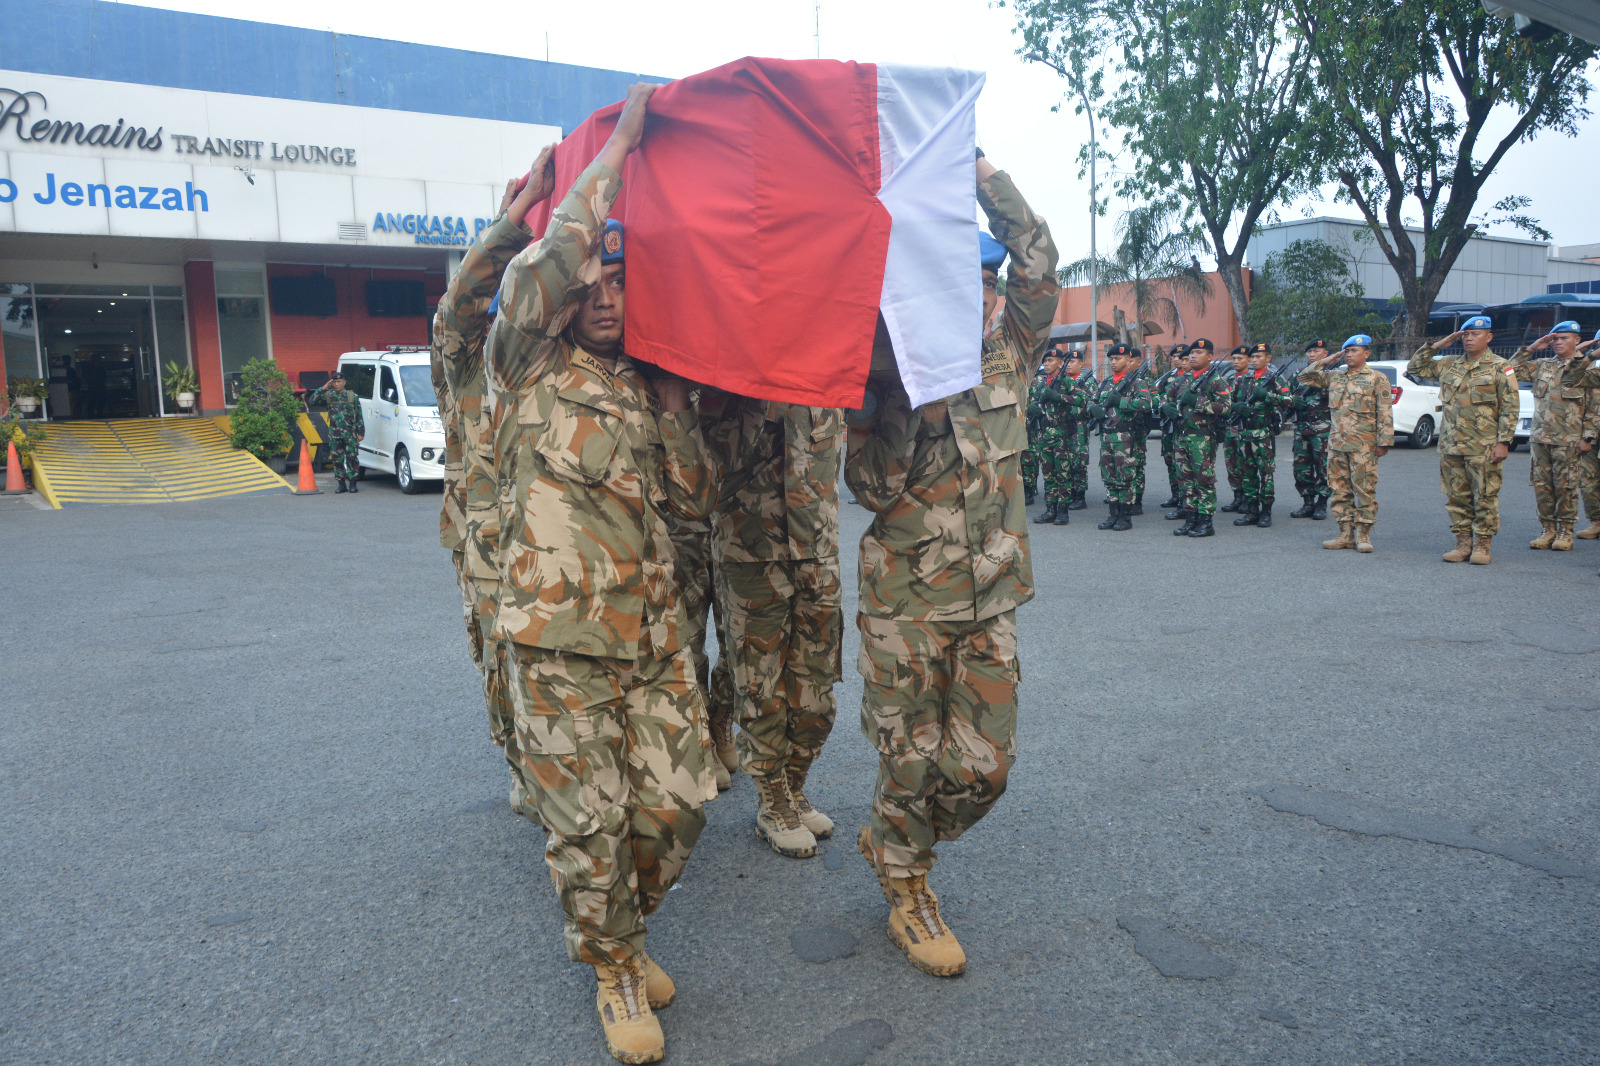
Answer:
[425,84,1059,1065]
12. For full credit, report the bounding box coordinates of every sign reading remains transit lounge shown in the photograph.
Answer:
[0,70,560,247]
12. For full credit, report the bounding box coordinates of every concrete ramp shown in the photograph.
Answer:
[28,419,293,507]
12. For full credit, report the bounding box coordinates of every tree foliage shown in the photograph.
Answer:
[1289,0,1596,340]
[1245,239,1388,353]
[227,358,299,461]
[1060,203,1213,346]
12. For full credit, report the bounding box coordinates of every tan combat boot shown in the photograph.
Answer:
[1355,524,1375,553]
[710,712,739,776]
[1442,531,1474,563]
[593,958,664,1064]
[857,828,967,977]
[1552,524,1574,551]
[1322,522,1356,550]
[637,951,675,1010]
[1469,535,1493,565]
[786,760,834,839]
[1530,523,1557,549]
[713,761,731,792]
[752,771,817,858]
[1576,520,1600,540]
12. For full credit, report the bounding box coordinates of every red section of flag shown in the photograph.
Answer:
[525,58,890,408]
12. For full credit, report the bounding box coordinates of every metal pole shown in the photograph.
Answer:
[1082,86,1099,375]
[815,2,821,58]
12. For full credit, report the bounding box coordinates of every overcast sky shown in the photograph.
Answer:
[147,0,1599,270]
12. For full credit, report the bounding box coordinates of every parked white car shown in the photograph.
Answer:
[1367,360,1442,449]
[333,348,445,494]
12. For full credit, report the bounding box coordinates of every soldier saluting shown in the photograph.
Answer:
[1288,339,1332,520]
[1161,338,1232,537]
[1507,320,1600,552]
[307,371,365,493]
[1299,335,1393,553]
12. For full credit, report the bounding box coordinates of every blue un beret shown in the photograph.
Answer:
[601,219,624,265]
[488,290,500,317]
[979,232,1008,272]
[1342,334,1373,349]
[1553,319,1581,335]
[1462,315,1492,331]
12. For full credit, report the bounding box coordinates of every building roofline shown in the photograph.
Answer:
[1256,215,1552,248]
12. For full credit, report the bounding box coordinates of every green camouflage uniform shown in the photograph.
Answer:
[485,161,717,966]
[308,384,364,480]
[701,394,844,779]
[1158,368,1189,501]
[1220,366,1244,498]
[1296,364,1392,526]
[434,213,532,806]
[1507,348,1600,528]
[1233,367,1291,509]
[1407,344,1520,537]
[846,169,1056,879]
[1169,365,1232,516]
[1067,367,1093,502]
[1028,366,1074,509]
[1130,364,1151,501]
[1093,368,1152,505]
[1021,366,1044,501]
[1291,378,1331,499]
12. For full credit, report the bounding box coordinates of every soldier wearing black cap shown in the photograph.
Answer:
[307,370,365,492]
[1091,343,1153,530]
[1230,342,1291,526]
[1155,344,1191,509]
[1219,345,1250,513]
[1289,340,1332,519]
[1160,338,1232,536]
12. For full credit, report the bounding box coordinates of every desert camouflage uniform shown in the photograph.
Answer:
[1582,370,1600,525]
[1094,367,1152,506]
[1171,366,1232,517]
[308,384,364,480]
[846,169,1056,878]
[1296,364,1393,525]
[1233,367,1291,509]
[435,214,532,807]
[701,394,844,779]
[1507,347,1600,527]
[1291,378,1331,499]
[484,161,716,966]
[1029,366,1074,509]
[1407,344,1521,537]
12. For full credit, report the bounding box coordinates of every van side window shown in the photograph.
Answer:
[342,363,376,398]
[379,365,398,403]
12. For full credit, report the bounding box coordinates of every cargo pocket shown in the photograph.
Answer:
[519,386,622,486]
[515,709,603,838]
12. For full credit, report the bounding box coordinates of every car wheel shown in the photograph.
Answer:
[1408,415,1435,449]
[396,446,421,494]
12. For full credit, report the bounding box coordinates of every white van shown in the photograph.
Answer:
[332,347,444,494]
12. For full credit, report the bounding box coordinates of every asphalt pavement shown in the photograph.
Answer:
[3,441,1598,1066]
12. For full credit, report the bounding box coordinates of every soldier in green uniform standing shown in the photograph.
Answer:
[1064,348,1093,510]
[1029,346,1073,525]
[308,372,365,493]
[848,151,1056,979]
[1162,339,1232,537]
[1219,345,1249,513]
[1022,361,1045,505]
[1156,345,1190,510]
[1231,342,1291,527]
[1407,315,1521,565]
[1507,321,1600,552]
[1091,343,1152,530]
[1289,339,1332,520]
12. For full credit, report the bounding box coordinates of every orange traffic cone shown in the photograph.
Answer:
[4,441,26,493]
[293,438,321,495]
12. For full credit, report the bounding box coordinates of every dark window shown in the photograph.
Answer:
[1373,365,1397,384]
[366,279,427,317]
[269,275,337,316]
[342,362,376,397]
[378,365,398,403]
[398,365,437,407]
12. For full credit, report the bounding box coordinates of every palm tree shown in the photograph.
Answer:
[1060,204,1214,348]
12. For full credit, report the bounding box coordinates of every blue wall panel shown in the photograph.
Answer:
[0,0,655,131]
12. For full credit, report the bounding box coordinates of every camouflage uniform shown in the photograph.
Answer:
[1219,364,1244,502]
[1296,364,1393,526]
[1232,367,1291,512]
[701,394,844,779]
[1170,365,1232,518]
[1407,344,1521,537]
[308,383,364,480]
[1066,367,1094,504]
[1094,368,1152,506]
[1507,347,1600,529]
[1291,377,1331,501]
[1582,371,1600,528]
[1129,363,1151,503]
[1029,367,1074,509]
[846,169,1056,878]
[1158,368,1189,503]
[1021,365,1045,502]
[485,161,716,966]
[434,213,532,807]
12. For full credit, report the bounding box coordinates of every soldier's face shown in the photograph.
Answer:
[1462,329,1491,355]
[1553,333,1579,358]
[573,262,626,355]
[330,378,345,391]
[1188,349,1211,370]
[982,270,999,327]
[1344,346,1369,369]
[1250,351,1271,371]
[1043,355,1063,374]
[1230,352,1248,370]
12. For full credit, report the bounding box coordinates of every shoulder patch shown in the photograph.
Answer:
[573,348,615,385]
[1504,366,1516,376]
[981,349,1015,378]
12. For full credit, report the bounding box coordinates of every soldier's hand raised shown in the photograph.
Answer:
[1529,332,1556,353]
[507,144,558,228]
[1437,330,1465,349]
[605,84,658,164]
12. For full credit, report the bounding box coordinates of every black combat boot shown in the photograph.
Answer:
[334,478,347,494]
[1034,502,1058,524]
[1053,502,1070,525]
[1289,495,1315,518]
[1233,503,1258,526]
[1128,497,1144,516]
[1173,510,1197,536]
[1256,503,1273,528]
[1068,493,1087,511]
[1310,495,1327,520]
[1025,489,1036,505]
[1187,514,1216,537]
[1159,494,1179,508]
[1098,504,1120,530]
[1220,490,1242,513]
[1164,505,1188,520]
[347,477,358,493]
[1112,503,1132,531]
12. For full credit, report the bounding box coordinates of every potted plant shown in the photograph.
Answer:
[7,376,49,415]
[226,358,300,469]
[1,413,48,483]
[162,361,200,413]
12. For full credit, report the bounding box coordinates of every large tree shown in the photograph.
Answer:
[1245,238,1389,353]
[1060,202,1213,347]
[1289,0,1596,341]
[1009,0,1326,340]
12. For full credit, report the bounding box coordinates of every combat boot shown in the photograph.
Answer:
[1232,503,1259,526]
[334,478,347,494]
[1159,493,1180,508]
[1355,524,1374,553]
[1576,520,1600,540]
[710,713,738,776]
[858,829,967,977]
[1310,495,1328,520]
[593,958,664,1064]
[1127,497,1143,516]
[1052,504,1069,525]
[713,761,731,791]
[1097,504,1120,530]
[1187,514,1216,538]
[1256,503,1273,528]
[1163,505,1188,520]
[1442,531,1473,562]
[1173,510,1197,535]
[1033,502,1058,524]
[1289,495,1314,518]
[1111,503,1132,532]
[1220,490,1242,513]
[786,760,833,839]
[1024,488,1035,505]
[1530,523,1556,549]
[1322,522,1356,550]
[638,951,675,1010]
[1068,492,1087,511]
[347,478,358,493]
[1469,535,1493,565]
[751,771,816,858]
[1553,524,1574,551]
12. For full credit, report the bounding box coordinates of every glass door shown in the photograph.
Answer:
[34,296,159,419]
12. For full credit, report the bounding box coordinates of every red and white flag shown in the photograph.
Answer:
[527,57,986,409]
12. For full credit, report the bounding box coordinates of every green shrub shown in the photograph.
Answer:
[228,358,299,461]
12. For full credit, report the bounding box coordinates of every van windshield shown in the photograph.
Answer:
[398,366,438,408]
